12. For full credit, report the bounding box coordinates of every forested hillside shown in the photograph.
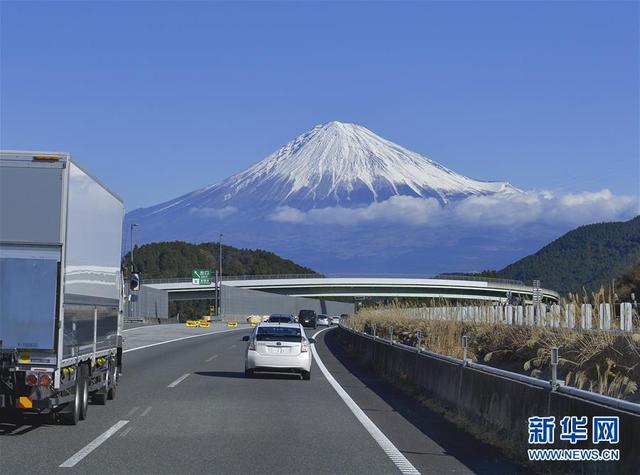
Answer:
[496,216,640,295]
[616,261,640,301]
[123,241,317,279]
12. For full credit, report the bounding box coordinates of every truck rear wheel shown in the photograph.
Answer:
[59,378,81,425]
[79,368,89,420]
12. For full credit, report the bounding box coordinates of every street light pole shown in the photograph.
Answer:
[218,234,223,317]
[130,223,139,273]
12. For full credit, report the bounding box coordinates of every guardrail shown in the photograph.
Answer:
[341,323,640,414]
[335,324,640,473]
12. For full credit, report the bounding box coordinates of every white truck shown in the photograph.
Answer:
[0,151,125,424]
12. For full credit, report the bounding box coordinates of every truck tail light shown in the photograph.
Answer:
[25,373,37,386]
[38,373,52,386]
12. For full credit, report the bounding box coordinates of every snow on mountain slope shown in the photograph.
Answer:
[131,121,519,218]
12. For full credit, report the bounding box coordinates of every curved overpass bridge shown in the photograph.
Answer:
[144,275,560,303]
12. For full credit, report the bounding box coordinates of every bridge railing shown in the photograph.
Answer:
[143,273,524,286]
[143,273,324,284]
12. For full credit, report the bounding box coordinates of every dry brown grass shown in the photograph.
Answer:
[348,304,640,402]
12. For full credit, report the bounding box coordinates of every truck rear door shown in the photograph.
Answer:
[0,154,65,351]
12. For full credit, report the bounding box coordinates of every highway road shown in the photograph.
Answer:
[1,324,528,474]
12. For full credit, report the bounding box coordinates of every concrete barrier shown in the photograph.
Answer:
[336,326,640,473]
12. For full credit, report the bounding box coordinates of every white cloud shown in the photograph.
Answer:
[270,196,442,226]
[268,189,639,229]
[189,206,238,219]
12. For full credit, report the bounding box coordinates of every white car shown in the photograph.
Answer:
[316,314,330,326]
[243,323,314,380]
[330,316,341,325]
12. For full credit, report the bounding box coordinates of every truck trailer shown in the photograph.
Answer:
[0,151,125,424]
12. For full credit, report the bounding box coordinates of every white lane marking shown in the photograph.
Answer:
[123,327,246,354]
[140,406,152,417]
[205,354,218,362]
[168,373,190,388]
[59,420,129,468]
[119,426,134,438]
[311,328,421,475]
[125,406,139,417]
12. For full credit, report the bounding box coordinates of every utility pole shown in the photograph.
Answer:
[214,269,219,320]
[218,234,223,317]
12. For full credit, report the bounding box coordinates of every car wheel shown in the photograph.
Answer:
[301,371,311,381]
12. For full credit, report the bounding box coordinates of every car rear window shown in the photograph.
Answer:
[268,316,292,323]
[256,327,302,342]
[298,310,316,318]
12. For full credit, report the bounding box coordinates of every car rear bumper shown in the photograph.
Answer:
[246,351,311,372]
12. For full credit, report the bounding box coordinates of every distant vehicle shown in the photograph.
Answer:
[243,323,315,380]
[298,310,317,328]
[316,314,330,326]
[330,316,341,325]
[267,314,295,323]
[0,151,124,425]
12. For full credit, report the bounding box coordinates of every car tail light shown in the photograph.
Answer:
[301,340,309,353]
[248,339,256,351]
[38,373,52,386]
[25,373,38,386]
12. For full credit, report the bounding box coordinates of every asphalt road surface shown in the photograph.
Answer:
[1,324,528,474]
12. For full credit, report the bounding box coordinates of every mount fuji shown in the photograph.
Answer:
[132,121,518,214]
[126,121,526,273]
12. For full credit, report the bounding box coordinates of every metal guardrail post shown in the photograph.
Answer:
[550,347,559,390]
[388,326,394,345]
[416,330,422,353]
[462,335,469,366]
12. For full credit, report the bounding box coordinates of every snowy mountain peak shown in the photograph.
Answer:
[220,120,518,206]
[134,121,519,217]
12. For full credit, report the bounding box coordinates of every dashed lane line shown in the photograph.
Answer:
[59,420,129,468]
[167,373,190,388]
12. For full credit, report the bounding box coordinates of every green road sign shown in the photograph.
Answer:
[192,269,212,285]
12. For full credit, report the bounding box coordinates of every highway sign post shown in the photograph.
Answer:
[192,269,212,285]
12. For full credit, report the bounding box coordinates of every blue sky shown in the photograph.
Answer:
[1,1,638,211]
